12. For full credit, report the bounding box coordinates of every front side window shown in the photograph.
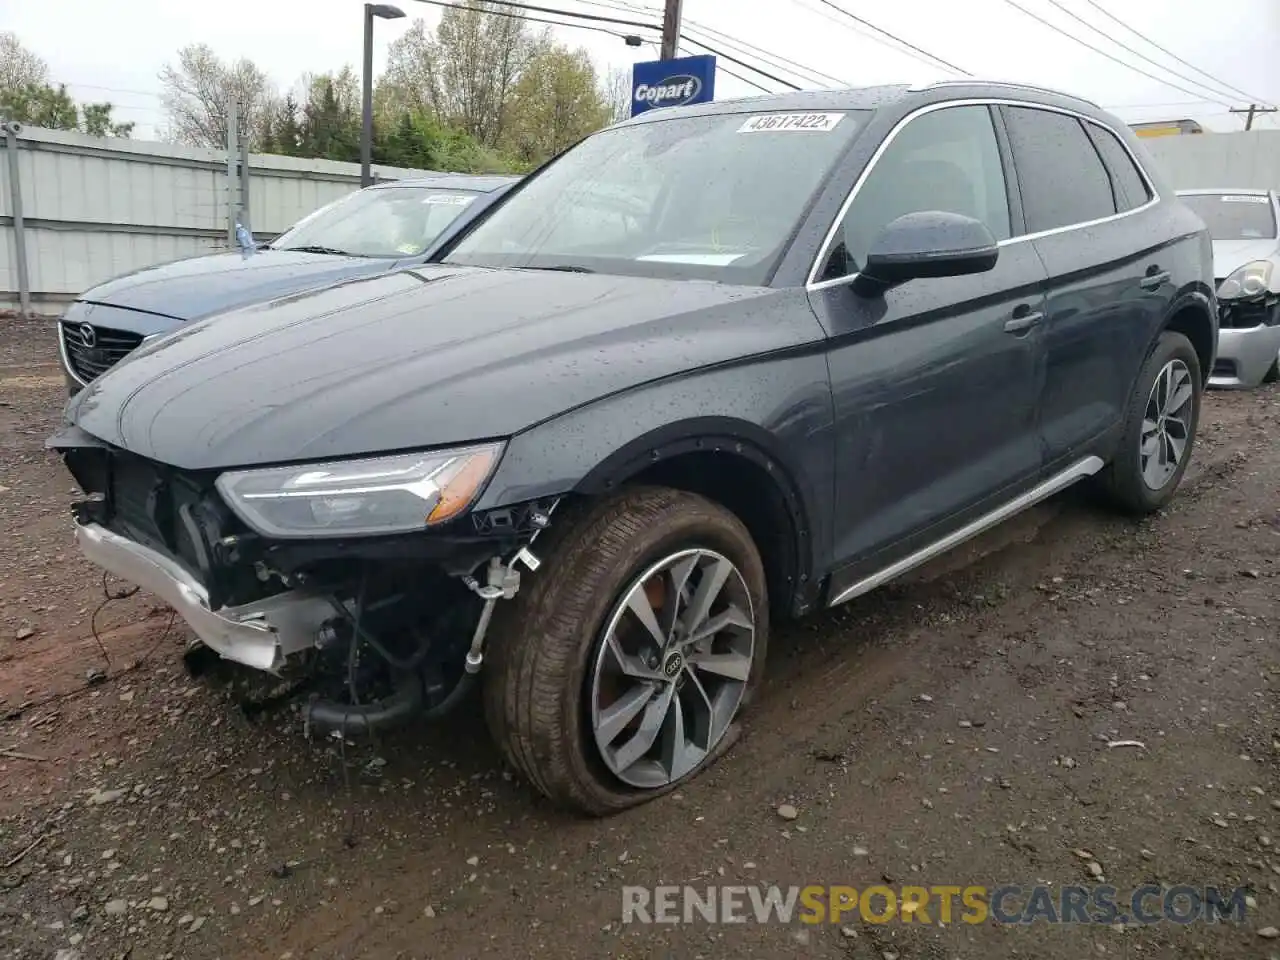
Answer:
[1178,192,1278,240]
[445,110,870,285]
[820,105,1012,281]
[271,186,482,258]
[1003,106,1117,233]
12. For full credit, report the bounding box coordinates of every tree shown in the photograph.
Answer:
[158,44,276,147]
[601,66,632,125]
[381,4,546,148]
[0,82,133,137]
[0,33,132,137]
[297,69,361,162]
[503,46,610,166]
[0,32,48,96]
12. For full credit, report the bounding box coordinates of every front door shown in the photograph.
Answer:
[807,103,1047,578]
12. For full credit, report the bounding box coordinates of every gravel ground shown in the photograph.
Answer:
[1,315,1278,960]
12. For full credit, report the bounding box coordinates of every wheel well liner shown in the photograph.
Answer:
[574,418,817,617]
[1161,292,1216,385]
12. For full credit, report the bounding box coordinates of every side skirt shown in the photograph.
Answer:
[827,455,1105,608]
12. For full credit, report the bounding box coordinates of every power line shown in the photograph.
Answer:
[581,0,848,86]
[1082,0,1274,107]
[680,23,848,87]
[407,0,653,40]
[717,64,774,95]
[679,36,802,90]
[998,0,1232,108]
[1040,0,1249,109]
[413,0,658,30]
[807,0,971,77]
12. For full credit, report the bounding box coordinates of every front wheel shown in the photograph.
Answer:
[1099,330,1202,514]
[483,487,768,815]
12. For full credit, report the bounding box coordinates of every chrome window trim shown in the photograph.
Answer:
[804,97,1163,292]
[56,320,90,388]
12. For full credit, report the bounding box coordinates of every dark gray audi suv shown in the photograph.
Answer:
[50,80,1216,816]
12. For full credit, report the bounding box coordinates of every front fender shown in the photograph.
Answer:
[473,350,837,590]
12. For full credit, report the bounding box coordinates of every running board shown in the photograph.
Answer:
[828,455,1105,608]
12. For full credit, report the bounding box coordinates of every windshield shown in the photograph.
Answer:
[272,186,483,258]
[1180,192,1277,241]
[444,109,869,284]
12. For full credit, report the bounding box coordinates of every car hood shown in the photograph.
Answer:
[66,265,819,470]
[1210,238,1280,279]
[79,249,404,321]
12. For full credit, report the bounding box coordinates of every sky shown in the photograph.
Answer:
[1,0,1277,140]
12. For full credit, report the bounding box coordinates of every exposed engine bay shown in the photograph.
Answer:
[51,428,556,736]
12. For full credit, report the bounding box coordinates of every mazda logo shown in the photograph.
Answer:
[79,323,96,348]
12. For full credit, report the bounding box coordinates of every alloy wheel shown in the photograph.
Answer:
[1140,358,1194,490]
[589,548,755,789]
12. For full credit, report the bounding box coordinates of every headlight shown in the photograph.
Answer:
[1218,260,1274,300]
[215,442,503,538]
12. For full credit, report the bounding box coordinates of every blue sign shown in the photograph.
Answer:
[631,54,716,117]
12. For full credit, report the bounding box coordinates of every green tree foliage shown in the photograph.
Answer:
[502,46,610,165]
[0,33,134,137]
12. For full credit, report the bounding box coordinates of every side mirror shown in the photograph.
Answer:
[853,211,999,297]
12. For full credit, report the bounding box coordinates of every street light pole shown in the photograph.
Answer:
[361,3,405,188]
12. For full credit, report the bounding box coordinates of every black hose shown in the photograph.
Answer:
[304,670,425,738]
[420,671,476,720]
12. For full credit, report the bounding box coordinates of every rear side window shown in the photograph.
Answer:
[1003,106,1117,233]
[1084,122,1153,212]
[821,104,1011,280]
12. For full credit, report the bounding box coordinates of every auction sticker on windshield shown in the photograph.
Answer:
[738,112,845,133]
[422,194,476,205]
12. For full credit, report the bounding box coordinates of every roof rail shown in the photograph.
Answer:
[908,79,1100,109]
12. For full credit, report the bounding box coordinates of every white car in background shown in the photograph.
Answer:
[1176,188,1280,387]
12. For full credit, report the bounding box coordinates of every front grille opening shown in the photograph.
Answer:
[1212,358,1238,379]
[1219,299,1276,330]
[61,321,143,383]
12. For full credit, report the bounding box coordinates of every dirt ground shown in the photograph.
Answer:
[0,314,1278,960]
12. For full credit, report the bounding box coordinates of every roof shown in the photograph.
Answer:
[615,79,1106,128]
[372,173,520,193]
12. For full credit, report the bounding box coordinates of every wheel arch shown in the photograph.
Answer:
[574,417,819,620]
[1159,288,1217,385]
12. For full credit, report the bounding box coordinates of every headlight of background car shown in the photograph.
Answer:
[215,443,503,538]
[1217,260,1274,300]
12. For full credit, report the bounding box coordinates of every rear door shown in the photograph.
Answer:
[1000,105,1172,468]
[808,103,1049,577]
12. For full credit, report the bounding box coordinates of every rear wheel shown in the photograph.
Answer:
[1099,330,1202,514]
[483,487,768,815]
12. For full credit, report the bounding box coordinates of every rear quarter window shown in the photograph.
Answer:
[1084,122,1153,212]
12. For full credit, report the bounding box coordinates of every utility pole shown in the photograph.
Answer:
[660,0,682,60]
[225,97,238,247]
[1229,104,1278,131]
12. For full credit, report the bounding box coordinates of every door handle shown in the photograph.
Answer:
[1004,310,1043,334]
[1140,269,1170,290]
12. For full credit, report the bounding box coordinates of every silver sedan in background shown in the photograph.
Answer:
[1176,188,1280,388]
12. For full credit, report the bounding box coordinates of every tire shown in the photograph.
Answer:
[1099,330,1202,514]
[483,486,769,816]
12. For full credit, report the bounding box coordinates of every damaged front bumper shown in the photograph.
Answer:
[75,521,332,674]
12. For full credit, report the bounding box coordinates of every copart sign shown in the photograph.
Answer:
[630,54,717,117]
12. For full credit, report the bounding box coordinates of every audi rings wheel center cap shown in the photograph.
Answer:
[662,650,684,680]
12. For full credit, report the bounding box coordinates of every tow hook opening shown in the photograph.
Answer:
[300,544,544,740]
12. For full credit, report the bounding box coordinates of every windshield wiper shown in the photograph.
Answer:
[523,264,595,273]
[278,245,355,257]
